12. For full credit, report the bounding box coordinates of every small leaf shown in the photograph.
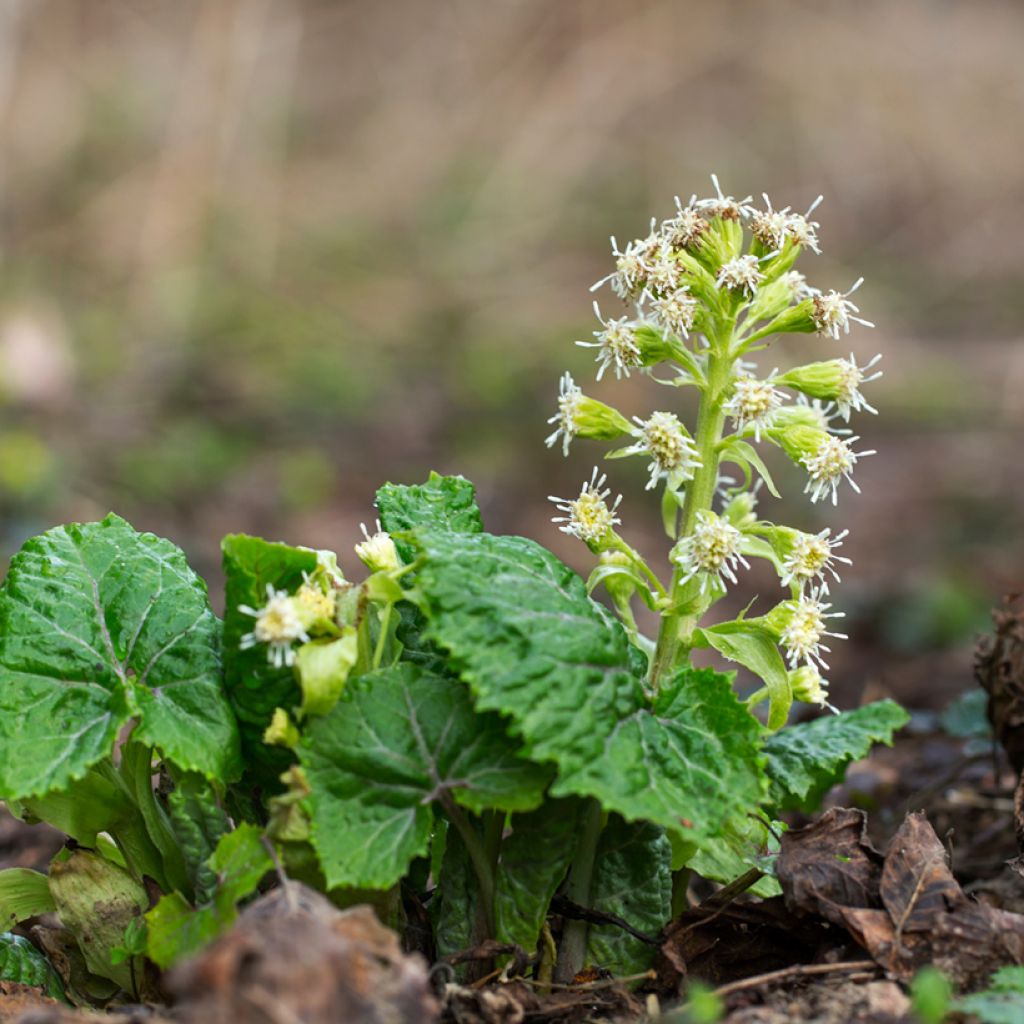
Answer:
[585,816,671,976]
[720,438,781,498]
[377,473,484,560]
[295,631,358,718]
[0,514,239,799]
[300,664,551,890]
[167,773,232,904]
[222,534,319,787]
[0,869,56,930]
[145,823,272,969]
[956,966,1024,1024]
[697,621,792,730]
[494,800,582,954]
[0,932,66,1002]
[764,699,909,811]
[431,818,482,963]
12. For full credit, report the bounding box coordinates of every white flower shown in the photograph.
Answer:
[747,193,791,250]
[695,173,751,222]
[549,468,622,545]
[662,195,707,249]
[716,254,764,296]
[648,287,699,338]
[591,222,660,299]
[834,353,883,420]
[811,278,874,339]
[724,373,784,442]
[782,270,816,301]
[645,248,684,296]
[780,587,847,670]
[355,522,400,573]
[623,411,702,490]
[671,510,749,594]
[785,195,823,253]
[239,585,310,669]
[545,372,583,456]
[577,302,643,381]
[780,528,851,592]
[802,434,876,505]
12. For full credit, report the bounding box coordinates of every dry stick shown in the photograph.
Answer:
[682,959,879,1009]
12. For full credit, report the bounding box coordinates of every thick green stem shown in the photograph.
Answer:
[649,320,736,688]
[554,799,604,983]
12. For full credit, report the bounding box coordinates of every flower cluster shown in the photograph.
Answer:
[546,175,883,716]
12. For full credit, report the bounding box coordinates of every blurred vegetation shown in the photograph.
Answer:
[0,0,1021,704]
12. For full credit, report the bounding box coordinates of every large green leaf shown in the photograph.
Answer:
[764,699,909,811]
[412,530,766,847]
[562,667,767,847]
[0,932,66,1002]
[221,534,319,786]
[300,664,551,891]
[0,514,240,798]
[376,473,483,560]
[585,816,671,976]
[412,530,644,775]
[493,799,582,953]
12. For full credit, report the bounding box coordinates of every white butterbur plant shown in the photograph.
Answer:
[550,175,884,724]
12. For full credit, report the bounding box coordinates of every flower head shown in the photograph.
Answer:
[294,575,337,625]
[834,352,883,420]
[545,372,584,456]
[549,468,622,546]
[671,510,749,594]
[779,528,851,592]
[355,522,400,573]
[716,254,764,296]
[802,434,876,504]
[782,270,816,301]
[785,195,823,253]
[779,587,847,669]
[577,302,643,381]
[591,223,660,300]
[724,373,784,441]
[663,195,707,250]
[789,665,833,709]
[695,173,752,222]
[748,193,791,251]
[811,278,874,339]
[239,585,310,669]
[625,411,702,490]
[645,248,684,297]
[648,287,699,338]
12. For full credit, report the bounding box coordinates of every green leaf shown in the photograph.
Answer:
[956,966,1024,1024]
[684,816,783,898]
[167,773,232,904]
[0,932,66,1002]
[431,818,481,962]
[222,534,319,787]
[412,530,766,848]
[562,667,767,849]
[585,816,671,976]
[0,869,56,930]
[494,800,582,953]
[300,664,551,890]
[377,473,484,560]
[764,699,909,811]
[697,621,792,731]
[145,823,272,969]
[0,514,240,799]
[412,530,645,776]
[720,438,781,498]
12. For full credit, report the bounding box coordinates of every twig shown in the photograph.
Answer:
[683,959,878,1008]
[551,894,661,946]
[519,970,657,992]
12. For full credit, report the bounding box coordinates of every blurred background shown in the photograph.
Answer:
[0,0,1021,709]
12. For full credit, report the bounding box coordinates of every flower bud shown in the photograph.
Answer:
[743,275,800,324]
[264,707,300,748]
[721,490,759,529]
[789,665,830,707]
[355,525,401,574]
[769,422,831,466]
